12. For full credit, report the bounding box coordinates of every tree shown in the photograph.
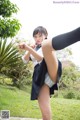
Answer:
[60,60,80,88]
[0,0,22,85]
[56,48,72,61]
[0,0,21,38]
[0,0,33,88]
[0,0,21,70]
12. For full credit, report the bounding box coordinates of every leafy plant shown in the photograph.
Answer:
[0,0,19,17]
[0,0,21,39]
[0,18,21,38]
[64,90,75,99]
[0,38,20,72]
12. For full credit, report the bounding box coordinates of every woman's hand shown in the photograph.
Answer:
[30,44,36,49]
[19,42,43,62]
[19,43,30,51]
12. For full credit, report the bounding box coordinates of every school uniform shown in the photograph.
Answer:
[22,45,62,100]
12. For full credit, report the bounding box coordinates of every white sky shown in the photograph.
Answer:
[11,0,80,66]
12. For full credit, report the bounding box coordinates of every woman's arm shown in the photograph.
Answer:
[19,43,43,62]
[22,51,30,62]
[28,46,43,62]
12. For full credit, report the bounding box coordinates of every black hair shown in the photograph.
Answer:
[33,26,48,39]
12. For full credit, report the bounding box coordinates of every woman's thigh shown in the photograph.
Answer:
[42,40,58,82]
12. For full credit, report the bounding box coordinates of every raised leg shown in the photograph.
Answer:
[52,27,80,50]
[42,27,80,82]
[42,40,58,82]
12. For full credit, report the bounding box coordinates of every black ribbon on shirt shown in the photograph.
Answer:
[35,44,41,51]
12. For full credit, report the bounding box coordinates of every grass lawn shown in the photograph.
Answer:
[0,84,80,120]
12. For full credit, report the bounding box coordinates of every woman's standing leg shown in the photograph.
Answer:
[38,84,52,120]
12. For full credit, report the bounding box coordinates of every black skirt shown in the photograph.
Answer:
[31,59,62,100]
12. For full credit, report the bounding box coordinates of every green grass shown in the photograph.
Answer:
[51,98,80,120]
[0,84,80,120]
[0,85,41,118]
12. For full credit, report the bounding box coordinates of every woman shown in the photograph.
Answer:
[19,26,62,120]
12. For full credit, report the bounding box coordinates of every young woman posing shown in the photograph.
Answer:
[19,26,62,120]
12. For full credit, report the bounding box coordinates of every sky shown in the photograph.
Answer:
[11,0,80,66]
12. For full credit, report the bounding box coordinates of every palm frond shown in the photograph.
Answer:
[0,39,20,71]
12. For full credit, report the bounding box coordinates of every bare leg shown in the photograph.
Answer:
[42,27,80,81]
[38,84,52,120]
[42,40,58,82]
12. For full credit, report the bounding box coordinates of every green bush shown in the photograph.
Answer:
[77,96,80,100]
[63,90,75,99]
[0,74,13,85]
[76,93,80,100]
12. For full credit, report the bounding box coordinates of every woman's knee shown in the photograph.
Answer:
[42,39,53,52]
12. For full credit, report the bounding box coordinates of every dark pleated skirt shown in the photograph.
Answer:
[31,59,62,100]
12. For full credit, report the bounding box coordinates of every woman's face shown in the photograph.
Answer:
[33,32,46,45]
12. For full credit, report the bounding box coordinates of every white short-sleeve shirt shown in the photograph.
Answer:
[22,47,54,88]
[22,47,43,66]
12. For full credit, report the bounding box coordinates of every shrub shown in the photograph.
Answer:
[64,90,75,99]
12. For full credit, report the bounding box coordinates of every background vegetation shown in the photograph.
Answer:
[0,0,80,120]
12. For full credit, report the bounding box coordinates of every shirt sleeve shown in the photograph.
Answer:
[22,51,29,64]
[22,56,29,63]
